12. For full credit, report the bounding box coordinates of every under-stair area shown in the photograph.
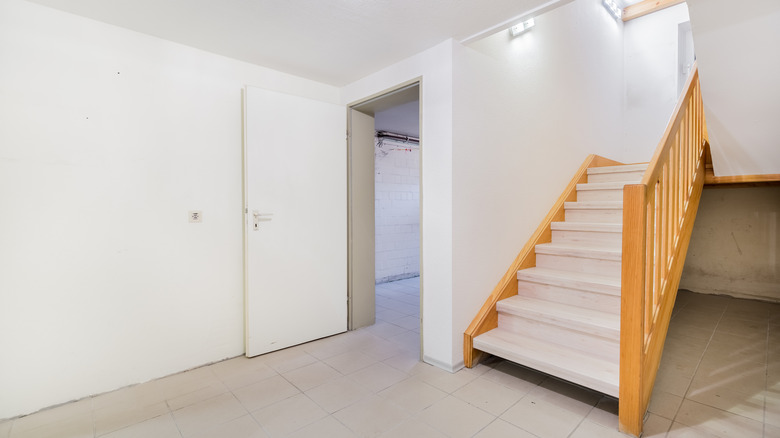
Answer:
[472,163,646,399]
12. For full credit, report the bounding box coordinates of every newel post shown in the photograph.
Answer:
[619,184,648,437]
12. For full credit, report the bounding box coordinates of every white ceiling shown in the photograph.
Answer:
[25,0,558,86]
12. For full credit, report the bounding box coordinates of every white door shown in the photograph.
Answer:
[244,86,347,357]
[348,109,376,329]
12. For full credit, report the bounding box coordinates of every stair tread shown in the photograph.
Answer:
[587,163,648,175]
[551,222,622,233]
[517,267,620,291]
[498,295,619,335]
[564,201,623,210]
[473,327,619,397]
[576,181,631,191]
[535,243,621,260]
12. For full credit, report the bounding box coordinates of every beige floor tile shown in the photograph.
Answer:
[387,331,420,351]
[500,397,585,438]
[10,398,91,433]
[378,377,448,413]
[481,361,546,394]
[716,317,768,340]
[379,418,448,438]
[322,350,377,374]
[157,366,219,398]
[570,420,626,438]
[648,389,684,420]
[765,423,780,437]
[219,365,279,392]
[10,413,93,438]
[282,361,341,392]
[392,316,419,330]
[584,396,619,429]
[686,380,765,422]
[471,419,537,438]
[100,413,180,438]
[261,347,319,374]
[166,380,229,411]
[172,392,247,437]
[375,309,407,323]
[92,381,166,410]
[667,421,716,437]
[188,414,267,438]
[287,416,356,438]
[413,364,479,394]
[300,335,354,361]
[0,420,11,438]
[674,399,763,438]
[232,375,300,412]
[524,377,602,416]
[348,362,407,393]
[766,393,780,428]
[94,400,169,436]
[653,368,694,398]
[333,395,410,437]
[358,337,407,361]
[643,413,673,437]
[417,396,495,438]
[452,377,523,416]
[251,393,327,437]
[367,321,409,339]
[382,352,425,375]
[304,376,370,413]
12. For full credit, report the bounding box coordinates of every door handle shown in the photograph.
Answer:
[252,211,273,230]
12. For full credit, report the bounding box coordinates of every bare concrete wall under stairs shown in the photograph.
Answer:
[680,186,780,302]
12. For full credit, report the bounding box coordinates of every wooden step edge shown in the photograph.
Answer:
[564,201,623,210]
[535,243,622,261]
[576,182,629,191]
[587,163,648,175]
[551,222,622,233]
[497,296,620,338]
[517,268,621,293]
[473,329,619,397]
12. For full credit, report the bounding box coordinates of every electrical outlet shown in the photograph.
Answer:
[189,210,202,223]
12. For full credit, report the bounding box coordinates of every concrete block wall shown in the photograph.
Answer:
[375,138,420,283]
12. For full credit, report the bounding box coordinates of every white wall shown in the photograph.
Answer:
[623,4,691,159]
[450,0,628,369]
[686,0,780,176]
[680,187,780,302]
[0,0,339,419]
[374,138,421,283]
[342,40,455,371]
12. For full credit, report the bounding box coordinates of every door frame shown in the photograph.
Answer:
[346,78,423,357]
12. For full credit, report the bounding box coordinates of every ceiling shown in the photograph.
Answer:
[25,0,559,86]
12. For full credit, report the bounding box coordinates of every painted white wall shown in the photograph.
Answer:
[0,0,339,419]
[450,0,627,369]
[374,138,421,283]
[623,4,691,160]
[680,187,780,302]
[686,0,780,176]
[342,40,455,371]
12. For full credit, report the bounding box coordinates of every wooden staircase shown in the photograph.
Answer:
[471,163,646,398]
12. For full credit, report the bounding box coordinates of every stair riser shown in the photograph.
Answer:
[565,209,623,223]
[497,313,619,362]
[517,280,620,313]
[551,230,622,246]
[587,171,644,183]
[576,189,623,202]
[536,253,621,277]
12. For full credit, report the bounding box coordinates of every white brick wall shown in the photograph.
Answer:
[375,137,420,283]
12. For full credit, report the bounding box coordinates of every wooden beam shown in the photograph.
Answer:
[622,0,685,22]
[704,170,780,186]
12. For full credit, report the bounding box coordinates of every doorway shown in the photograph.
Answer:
[347,82,421,355]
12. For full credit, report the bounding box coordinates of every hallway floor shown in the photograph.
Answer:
[1,281,777,437]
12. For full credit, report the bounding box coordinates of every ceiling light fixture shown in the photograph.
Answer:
[603,0,622,20]
[509,18,535,37]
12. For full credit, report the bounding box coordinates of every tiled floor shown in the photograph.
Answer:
[1,280,777,437]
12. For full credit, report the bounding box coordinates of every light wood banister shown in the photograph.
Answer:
[463,154,623,368]
[619,62,708,437]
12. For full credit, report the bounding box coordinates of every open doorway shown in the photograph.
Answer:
[347,82,421,356]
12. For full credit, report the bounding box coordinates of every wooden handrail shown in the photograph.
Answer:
[463,154,623,368]
[619,63,708,437]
